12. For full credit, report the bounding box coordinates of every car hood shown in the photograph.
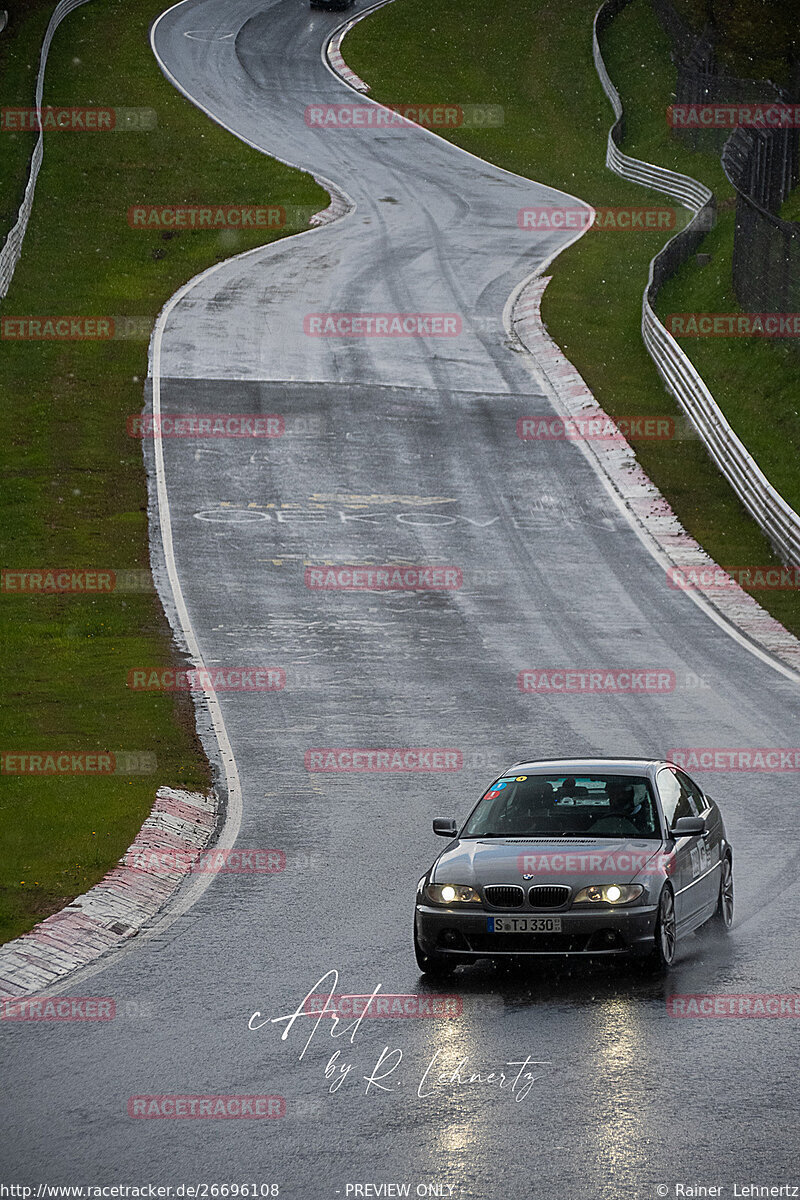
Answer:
[432,837,666,889]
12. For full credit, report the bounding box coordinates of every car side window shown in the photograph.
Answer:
[675,769,706,815]
[657,768,692,826]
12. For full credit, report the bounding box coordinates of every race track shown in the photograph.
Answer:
[3,1,800,1196]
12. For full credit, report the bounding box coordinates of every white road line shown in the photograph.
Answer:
[145,278,244,930]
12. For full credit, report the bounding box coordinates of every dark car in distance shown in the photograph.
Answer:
[414,758,734,975]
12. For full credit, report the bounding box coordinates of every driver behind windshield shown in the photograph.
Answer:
[591,779,655,836]
[463,773,660,838]
[554,776,577,801]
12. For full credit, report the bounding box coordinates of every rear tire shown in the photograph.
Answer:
[414,925,456,978]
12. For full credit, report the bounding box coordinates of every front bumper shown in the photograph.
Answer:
[415,902,659,958]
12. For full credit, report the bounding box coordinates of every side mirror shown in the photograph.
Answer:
[433,818,458,838]
[671,816,706,838]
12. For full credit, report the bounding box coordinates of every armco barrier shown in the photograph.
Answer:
[0,0,94,299]
[593,0,800,569]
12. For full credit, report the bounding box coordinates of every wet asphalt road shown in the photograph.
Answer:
[3,1,800,1197]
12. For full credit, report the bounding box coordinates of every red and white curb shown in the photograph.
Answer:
[323,0,399,96]
[0,787,218,999]
[308,189,352,226]
[327,38,370,94]
[511,275,800,676]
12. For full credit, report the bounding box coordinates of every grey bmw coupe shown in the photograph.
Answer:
[414,758,734,975]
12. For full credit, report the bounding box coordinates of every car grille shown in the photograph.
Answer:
[484,885,524,908]
[528,885,571,908]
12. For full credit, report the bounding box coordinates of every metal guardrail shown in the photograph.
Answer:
[0,0,93,299]
[593,0,800,568]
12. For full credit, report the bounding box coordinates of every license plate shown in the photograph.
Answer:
[488,916,562,933]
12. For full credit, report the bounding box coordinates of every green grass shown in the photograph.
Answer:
[0,0,328,943]
[346,0,800,636]
[779,186,800,224]
[0,1,58,236]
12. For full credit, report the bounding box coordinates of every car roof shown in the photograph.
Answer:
[501,758,664,776]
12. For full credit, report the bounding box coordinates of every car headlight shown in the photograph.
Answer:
[573,884,644,905]
[424,883,481,905]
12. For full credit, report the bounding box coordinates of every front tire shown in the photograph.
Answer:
[709,854,734,933]
[414,923,456,978]
[645,886,677,971]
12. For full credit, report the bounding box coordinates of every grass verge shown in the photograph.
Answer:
[0,0,328,943]
[345,0,800,635]
[0,1,58,236]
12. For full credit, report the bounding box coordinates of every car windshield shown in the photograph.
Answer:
[461,773,661,839]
